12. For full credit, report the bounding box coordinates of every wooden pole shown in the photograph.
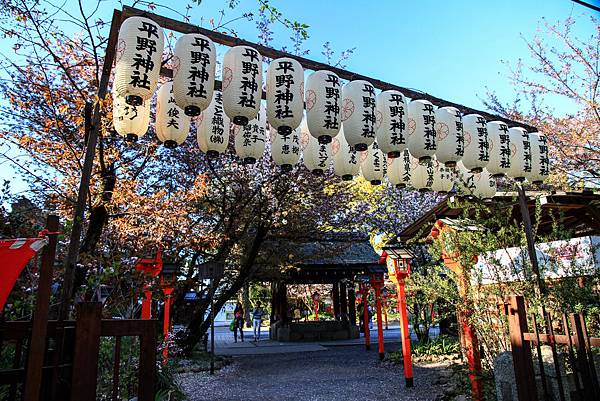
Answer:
[142,288,152,320]
[396,275,413,387]
[362,283,371,351]
[374,281,385,360]
[348,285,357,326]
[24,215,59,401]
[332,281,340,321]
[210,278,215,375]
[60,10,123,319]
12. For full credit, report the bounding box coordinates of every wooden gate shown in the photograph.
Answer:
[506,295,600,401]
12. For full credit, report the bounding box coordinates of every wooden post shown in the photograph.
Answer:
[506,295,538,401]
[60,10,122,319]
[348,285,357,326]
[162,287,174,366]
[396,275,413,387]
[142,288,152,320]
[24,215,59,401]
[362,283,371,351]
[70,302,103,401]
[339,282,348,322]
[373,280,385,360]
[332,282,340,320]
[138,321,157,401]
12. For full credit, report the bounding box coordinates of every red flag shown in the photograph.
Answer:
[0,238,47,311]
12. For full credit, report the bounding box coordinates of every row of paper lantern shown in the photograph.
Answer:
[112,16,550,194]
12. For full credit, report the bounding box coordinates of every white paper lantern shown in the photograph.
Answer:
[305,70,342,144]
[525,132,550,184]
[112,94,150,141]
[461,114,490,173]
[486,121,512,177]
[222,46,262,126]
[196,91,230,158]
[332,127,360,181]
[387,150,413,188]
[431,158,454,194]
[454,161,476,197]
[375,90,409,159]
[407,99,437,163]
[266,58,304,136]
[507,127,531,182]
[233,104,266,163]
[410,157,434,192]
[301,121,332,174]
[360,142,386,185]
[342,80,376,151]
[156,82,191,148]
[114,17,164,106]
[473,168,496,199]
[434,106,464,167]
[270,125,300,171]
[172,33,216,116]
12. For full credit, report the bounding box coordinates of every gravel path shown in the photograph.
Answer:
[178,344,450,401]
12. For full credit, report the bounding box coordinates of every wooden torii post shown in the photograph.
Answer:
[430,219,484,401]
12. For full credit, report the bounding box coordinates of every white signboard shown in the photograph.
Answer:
[475,236,600,285]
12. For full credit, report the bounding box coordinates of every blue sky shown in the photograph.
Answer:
[1,0,597,199]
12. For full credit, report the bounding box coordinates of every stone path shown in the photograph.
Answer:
[178,344,450,401]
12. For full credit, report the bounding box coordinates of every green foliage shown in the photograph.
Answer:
[411,336,460,358]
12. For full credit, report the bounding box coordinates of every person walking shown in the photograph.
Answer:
[233,302,244,343]
[252,301,265,342]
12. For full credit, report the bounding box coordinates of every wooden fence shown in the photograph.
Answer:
[506,295,600,401]
[0,303,157,401]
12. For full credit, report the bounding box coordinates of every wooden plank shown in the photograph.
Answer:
[70,303,103,401]
[23,215,59,401]
[101,319,157,337]
[121,6,537,133]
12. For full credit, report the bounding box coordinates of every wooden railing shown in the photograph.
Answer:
[0,303,157,401]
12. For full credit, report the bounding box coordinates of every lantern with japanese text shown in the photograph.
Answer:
[114,16,164,106]
[172,33,216,116]
[431,158,454,194]
[332,127,360,180]
[387,150,412,189]
[270,125,300,171]
[375,90,408,158]
[233,104,266,163]
[360,142,386,185]
[196,91,230,157]
[525,132,550,184]
[156,82,191,148]
[486,121,512,177]
[434,106,464,167]
[454,161,476,197]
[112,94,150,141]
[302,121,332,174]
[266,57,304,135]
[473,168,496,199]
[410,157,434,191]
[222,46,262,126]
[407,99,437,163]
[342,80,376,151]
[507,127,531,182]
[461,114,490,173]
[305,70,342,144]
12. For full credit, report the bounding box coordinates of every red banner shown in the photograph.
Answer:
[0,238,47,311]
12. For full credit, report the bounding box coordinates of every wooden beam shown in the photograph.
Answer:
[121,6,537,132]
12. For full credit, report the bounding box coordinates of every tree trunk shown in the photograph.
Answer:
[80,167,116,255]
[177,226,268,354]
